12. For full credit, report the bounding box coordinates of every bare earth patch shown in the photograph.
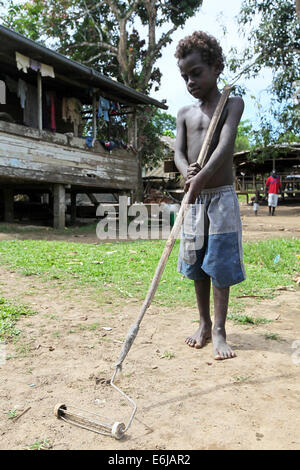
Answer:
[0,204,299,450]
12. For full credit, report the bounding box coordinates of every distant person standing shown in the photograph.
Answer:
[265,170,282,216]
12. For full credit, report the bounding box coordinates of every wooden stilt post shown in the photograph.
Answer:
[53,184,65,229]
[3,188,14,223]
[37,71,43,131]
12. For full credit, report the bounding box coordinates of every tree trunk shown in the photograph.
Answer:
[296,0,300,22]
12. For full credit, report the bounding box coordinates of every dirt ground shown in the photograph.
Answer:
[0,203,299,450]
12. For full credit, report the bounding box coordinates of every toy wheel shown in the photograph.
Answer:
[54,403,67,418]
[111,422,126,440]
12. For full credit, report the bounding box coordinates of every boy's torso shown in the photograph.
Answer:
[182,99,234,188]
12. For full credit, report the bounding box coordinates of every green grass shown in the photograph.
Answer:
[28,438,51,450]
[264,333,281,341]
[5,409,17,419]
[0,238,298,313]
[227,313,271,325]
[0,296,36,340]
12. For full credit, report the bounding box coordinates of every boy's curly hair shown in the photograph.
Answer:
[175,31,225,74]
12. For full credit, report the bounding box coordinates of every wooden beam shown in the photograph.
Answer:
[37,71,43,131]
[53,184,65,229]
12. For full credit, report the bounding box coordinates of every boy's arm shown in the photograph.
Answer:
[185,97,244,202]
[174,107,189,179]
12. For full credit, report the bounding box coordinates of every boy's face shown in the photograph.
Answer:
[178,50,219,101]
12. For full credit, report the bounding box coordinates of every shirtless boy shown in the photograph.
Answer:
[174,31,246,360]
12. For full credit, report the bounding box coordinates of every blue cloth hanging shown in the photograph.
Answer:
[98,97,110,121]
[85,136,94,148]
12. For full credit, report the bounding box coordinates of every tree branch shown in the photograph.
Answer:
[138,24,178,90]
[105,0,121,19]
[82,50,117,64]
[124,0,141,20]
[83,0,103,41]
[64,41,118,55]
[155,25,178,52]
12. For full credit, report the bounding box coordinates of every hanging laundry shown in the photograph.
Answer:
[17,79,28,109]
[110,101,120,115]
[5,75,18,94]
[40,63,55,78]
[85,136,94,148]
[0,80,6,104]
[62,97,68,122]
[24,83,38,128]
[16,52,30,73]
[98,97,110,121]
[62,97,82,126]
[30,58,41,72]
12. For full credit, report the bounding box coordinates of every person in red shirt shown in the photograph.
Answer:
[265,170,282,215]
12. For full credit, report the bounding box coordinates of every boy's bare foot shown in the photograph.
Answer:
[213,326,236,360]
[185,323,212,349]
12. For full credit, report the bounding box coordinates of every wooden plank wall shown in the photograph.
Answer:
[0,121,138,190]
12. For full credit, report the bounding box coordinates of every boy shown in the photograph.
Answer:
[174,31,245,360]
[251,190,260,216]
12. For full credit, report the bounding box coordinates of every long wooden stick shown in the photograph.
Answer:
[115,85,232,370]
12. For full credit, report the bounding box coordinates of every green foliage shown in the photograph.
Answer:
[0,0,45,41]
[228,0,300,143]
[137,108,176,167]
[234,119,254,152]
[152,109,176,138]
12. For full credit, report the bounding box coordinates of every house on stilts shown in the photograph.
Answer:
[0,25,167,228]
